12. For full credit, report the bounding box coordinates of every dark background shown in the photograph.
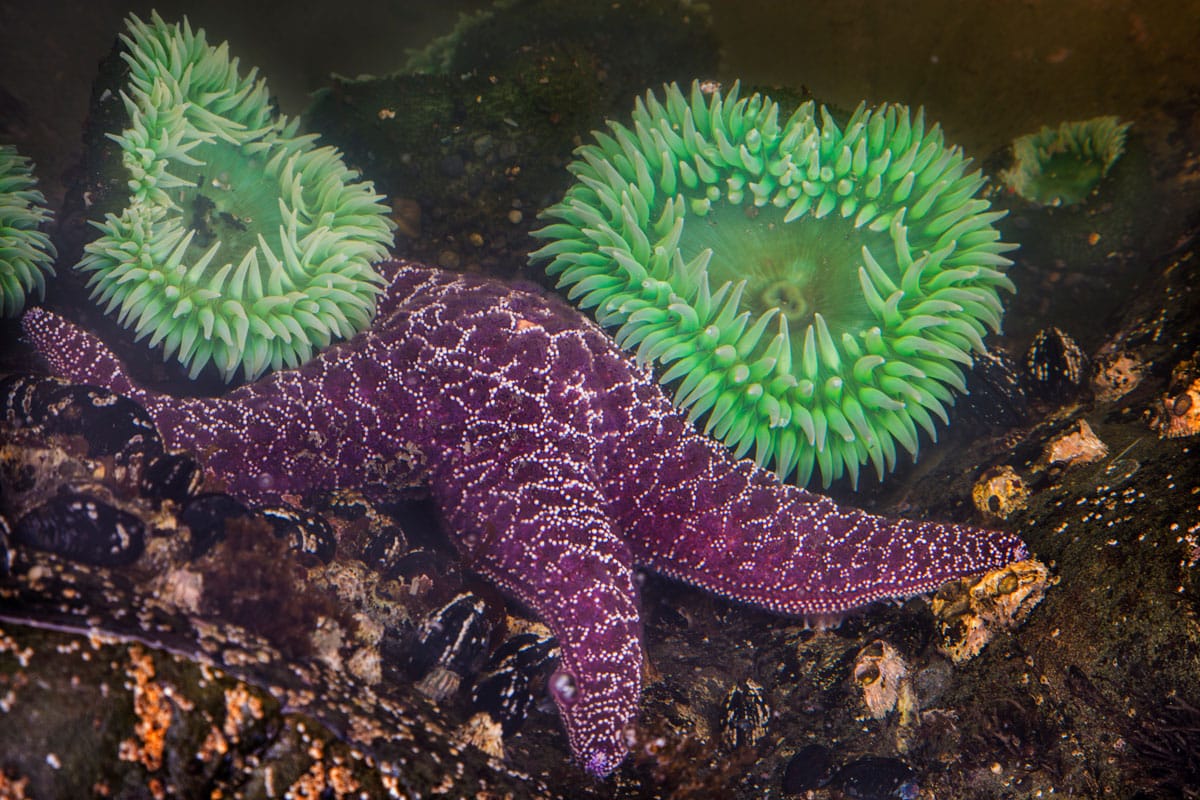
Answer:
[4,0,1199,209]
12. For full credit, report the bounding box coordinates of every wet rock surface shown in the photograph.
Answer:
[303,0,720,286]
[0,411,570,797]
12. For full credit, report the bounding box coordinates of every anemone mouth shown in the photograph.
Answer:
[0,144,56,317]
[681,202,885,338]
[532,81,1017,488]
[77,12,395,382]
[1001,116,1131,207]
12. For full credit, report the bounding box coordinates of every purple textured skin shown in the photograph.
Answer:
[22,259,1027,776]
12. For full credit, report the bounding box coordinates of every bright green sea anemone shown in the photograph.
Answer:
[0,144,56,317]
[1001,116,1131,207]
[79,12,395,381]
[531,81,1016,488]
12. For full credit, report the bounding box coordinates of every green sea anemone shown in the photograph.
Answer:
[1001,116,1131,207]
[531,81,1016,488]
[78,12,395,381]
[0,144,56,317]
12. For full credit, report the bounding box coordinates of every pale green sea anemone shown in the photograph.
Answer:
[79,12,395,381]
[0,145,56,317]
[1001,116,1131,207]
[532,81,1016,488]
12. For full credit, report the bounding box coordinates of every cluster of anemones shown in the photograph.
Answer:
[7,14,1027,494]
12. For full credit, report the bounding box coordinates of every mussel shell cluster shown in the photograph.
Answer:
[0,374,198,565]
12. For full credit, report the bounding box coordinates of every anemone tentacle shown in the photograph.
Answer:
[532,81,1016,488]
[77,12,395,381]
[0,144,56,317]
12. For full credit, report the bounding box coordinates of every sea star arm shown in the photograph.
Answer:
[19,307,421,505]
[610,411,1029,617]
[21,307,144,399]
[430,442,642,777]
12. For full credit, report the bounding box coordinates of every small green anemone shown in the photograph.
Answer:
[532,81,1016,488]
[1001,116,1131,207]
[0,144,56,317]
[79,12,395,381]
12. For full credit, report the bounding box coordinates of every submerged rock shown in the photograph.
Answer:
[303,0,719,281]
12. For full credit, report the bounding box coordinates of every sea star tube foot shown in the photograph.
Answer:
[20,259,1028,776]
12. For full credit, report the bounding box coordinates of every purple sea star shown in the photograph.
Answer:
[21,259,1027,776]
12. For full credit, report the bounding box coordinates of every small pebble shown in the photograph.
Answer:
[472,135,494,157]
[439,153,465,178]
[438,250,461,270]
[390,198,421,238]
